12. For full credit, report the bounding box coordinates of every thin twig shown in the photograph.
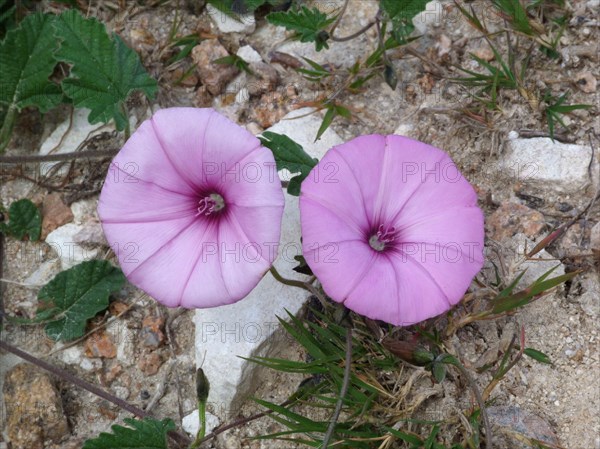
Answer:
[0,232,5,330]
[0,339,192,447]
[197,398,295,445]
[165,307,188,423]
[452,347,493,449]
[46,303,135,357]
[145,360,175,413]
[322,326,353,449]
[0,339,150,417]
[329,0,349,35]
[330,21,376,42]
[0,148,120,164]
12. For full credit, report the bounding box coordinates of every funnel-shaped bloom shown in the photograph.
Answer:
[98,108,285,308]
[300,135,484,326]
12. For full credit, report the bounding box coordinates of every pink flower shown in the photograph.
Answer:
[300,135,484,326]
[98,108,285,308]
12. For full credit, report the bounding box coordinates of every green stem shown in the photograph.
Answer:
[269,266,329,309]
[269,265,312,291]
[0,105,18,153]
[189,400,206,449]
[120,102,131,140]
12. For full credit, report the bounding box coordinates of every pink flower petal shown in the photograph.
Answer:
[300,134,484,325]
[98,108,285,308]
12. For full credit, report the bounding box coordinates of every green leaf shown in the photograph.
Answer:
[0,199,41,241]
[524,348,552,364]
[316,106,335,142]
[267,7,335,51]
[207,0,286,16]
[54,10,157,131]
[492,268,579,315]
[83,417,175,449]
[381,0,428,42]
[259,131,318,196]
[0,12,62,151]
[37,260,125,341]
[0,13,62,112]
[432,362,447,383]
[214,54,252,74]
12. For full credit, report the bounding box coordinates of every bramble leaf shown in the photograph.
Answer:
[0,13,62,150]
[267,7,335,51]
[0,199,41,241]
[0,13,62,112]
[37,260,125,341]
[259,131,318,196]
[82,417,176,449]
[54,10,157,131]
[381,0,429,42]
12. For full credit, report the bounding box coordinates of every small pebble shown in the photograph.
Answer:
[140,390,151,400]
[112,386,130,400]
[508,130,519,140]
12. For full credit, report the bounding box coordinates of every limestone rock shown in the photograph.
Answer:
[3,363,69,449]
[487,202,546,242]
[499,138,598,195]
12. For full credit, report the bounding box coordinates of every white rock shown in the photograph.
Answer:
[236,45,262,64]
[499,138,599,194]
[412,1,445,34]
[45,223,99,269]
[182,410,220,437]
[71,199,99,224]
[80,358,101,371]
[24,259,61,287]
[507,233,565,288]
[61,346,83,365]
[73,221,108,247]
[578,274,599,318]
[394,123,416,138]
[206,4,255,34]
[507,130,519,140]
[265,108,344,157]
[194,108,342,422]
[39,108,104,177]
[235,87,250,105]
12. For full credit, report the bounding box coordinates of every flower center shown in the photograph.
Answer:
[369,224,396,251]
[197,193,225,216]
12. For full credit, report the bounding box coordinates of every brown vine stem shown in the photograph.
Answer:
[0,339,151,417]
[0,148,120,164]
[197,398,295,445]
[0,339,194,447]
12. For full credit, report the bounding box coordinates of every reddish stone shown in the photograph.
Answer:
[487,202,546,241]
[84,331,117,359]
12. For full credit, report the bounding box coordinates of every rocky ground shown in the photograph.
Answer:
[1,0,599,448]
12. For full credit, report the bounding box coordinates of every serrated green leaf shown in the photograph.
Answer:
[259,131,318,196]
[0,12,62,151]
[83,417,175,449]
[1,199,41,241]
[381,0,428,42]
[0,13,62,111]
[267,7,335,51]
[207,0,285,16]
[37,260,125,341]
[54,10,157,131]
